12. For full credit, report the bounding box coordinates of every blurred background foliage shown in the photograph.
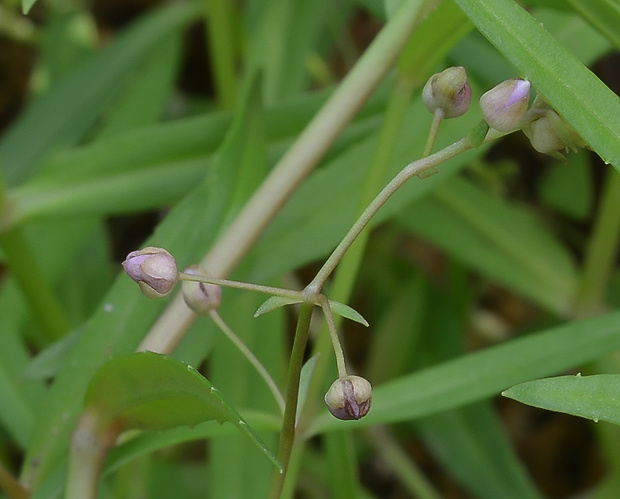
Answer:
[0,0,619,497]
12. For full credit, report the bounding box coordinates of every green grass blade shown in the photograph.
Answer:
[22,0,37,14]
[0,2,201,187]
[503,374,620,425]
[311,310,620,433]
[418,402,542,499]
[454,0,620,169]
[567,0,620,50]
[400,175,577,313]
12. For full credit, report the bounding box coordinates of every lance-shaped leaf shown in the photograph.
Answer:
[83,352,282,471]
[328,300,369,327]
[502,374,620,425]
[254,296,303,317]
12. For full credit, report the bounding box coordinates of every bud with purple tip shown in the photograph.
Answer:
[324,375,372,420]
[480,79,530,132]
[422,66,472,119]
[122,247,178,298]
[182,266,222,315]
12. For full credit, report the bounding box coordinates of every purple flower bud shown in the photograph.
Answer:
[182,266,222,315]
[122,247,178,298]
[480,79,530,132]
[422,66,472,119]
[324,375,372,420]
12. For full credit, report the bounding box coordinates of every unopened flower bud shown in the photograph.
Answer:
[422,66,472,118]
[524,109,586,156]
[324,375,372,420]
[480,79,530,132]
[122,247,178,298]
[182,266,222,315]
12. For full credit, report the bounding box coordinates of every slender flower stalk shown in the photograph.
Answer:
[209,310,285,413]
[318,296,348,378]
[178,272,304,301]
[306,136,474,294]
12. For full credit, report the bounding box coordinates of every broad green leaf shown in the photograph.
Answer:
[328,300,369,327]
[254,296,302,317]
[311,310,620,433]
[453,0,620,169]
[83,352,281,471]
[503,374,620,425]
[0,2,201,187]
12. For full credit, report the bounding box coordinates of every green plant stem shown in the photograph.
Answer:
[179,272,303,301]
[366,426,441,499]
[203,0,237,109]
[0,460,27,499]
[0,227,69,340]
[573,168,620,317]
[318,296,347,378]
[66,410,120,499]
[269,302,314,499]
[423,110,444,157]
[306,136,474,294]
[209,310,285,414]
[140,0,435,355]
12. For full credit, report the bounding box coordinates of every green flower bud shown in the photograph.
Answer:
[480,79,530,132]
[324,375,372,420]
[182,266,222,315]
[422,66,472,118]
[523,109,586,157]
[122,247,178,298]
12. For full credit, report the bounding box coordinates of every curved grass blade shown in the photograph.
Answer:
[311,310,620,433]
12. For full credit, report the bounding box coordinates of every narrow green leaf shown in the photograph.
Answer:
[254,296,302,317]
[0,2,201,186]
[567,0,620,50]
[538,154,592,220]
[85,352,282,471]
[453,0,620,169]
[21,330,82,381]
[311,310,620,433]
[503,374,620,425]
[22,0,37,14]
[418,402,543,499]
[328,300,369,327]
[297,355,320,416]
[400,175,576,313]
